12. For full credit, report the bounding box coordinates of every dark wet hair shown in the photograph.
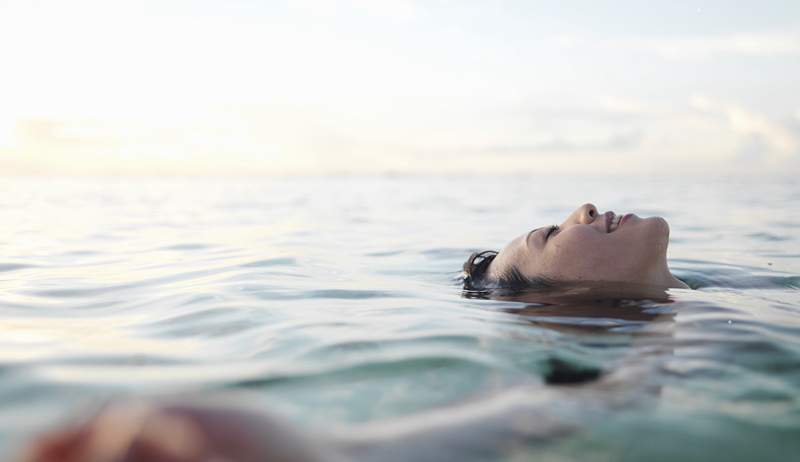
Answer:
[462,250,551,291]
[462,250,498,290]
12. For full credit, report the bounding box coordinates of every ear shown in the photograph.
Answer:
[463,252,479,274]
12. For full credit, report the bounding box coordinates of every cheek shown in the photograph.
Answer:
[618,217,669,259]
[539,229,660,282]
[539,232,612,280]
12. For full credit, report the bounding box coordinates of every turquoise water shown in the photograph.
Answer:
[1,175,798,460]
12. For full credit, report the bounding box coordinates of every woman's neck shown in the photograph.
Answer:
[667,272,689,289]
[654,265,688,289]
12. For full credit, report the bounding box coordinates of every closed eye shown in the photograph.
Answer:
[545,225,559,240]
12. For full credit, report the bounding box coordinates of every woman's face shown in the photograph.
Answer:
[489,203,676,287]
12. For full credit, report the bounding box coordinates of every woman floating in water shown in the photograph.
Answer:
[463,203,688,290]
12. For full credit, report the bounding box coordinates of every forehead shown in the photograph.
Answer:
[496,231,538,266]
[506,227,544,252]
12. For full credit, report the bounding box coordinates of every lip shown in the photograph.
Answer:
[619,213,631,229]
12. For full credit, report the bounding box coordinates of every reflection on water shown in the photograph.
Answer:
[0,175,798,461]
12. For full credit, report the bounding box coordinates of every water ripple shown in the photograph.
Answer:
[1,176,799,461]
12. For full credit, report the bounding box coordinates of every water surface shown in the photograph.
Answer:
[0,175,798,461]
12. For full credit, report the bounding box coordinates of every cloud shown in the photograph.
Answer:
[412,127,644,162]
[737,133,771,162]
[644,31,800,59]
[690,95,799,161]
[478,130,644,156]
[548,30,800,60]
[289,0,423,22]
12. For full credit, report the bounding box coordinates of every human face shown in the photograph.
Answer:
[489,203,682,288]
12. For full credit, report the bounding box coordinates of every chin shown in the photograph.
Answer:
[642,216,671,251]
[646,216,669,233]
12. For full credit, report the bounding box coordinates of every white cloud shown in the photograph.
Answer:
[644,31,800,59]
[1,2,798,175]
[548,30,800,59]
[288,0,423,22]
[690,95,799,160]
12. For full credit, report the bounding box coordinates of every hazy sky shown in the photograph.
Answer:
[1,0,798,175]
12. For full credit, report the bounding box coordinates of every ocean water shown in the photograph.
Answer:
[0,175,798,461]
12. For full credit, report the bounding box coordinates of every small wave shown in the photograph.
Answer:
[680,272,800,290]
[365,250,406,257]
[768,220,800,229]
[422,248,472,259]
[161,243,214,251]
[0,263,36,273]
[746,232,792,242]
[241,257,297,268]
[237,287,398,301]
[22,266,228,300]
[302,334,482,358]
[229,354,494,389]
[308,289,396,300]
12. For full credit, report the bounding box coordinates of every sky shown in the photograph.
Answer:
[0,0,798,175]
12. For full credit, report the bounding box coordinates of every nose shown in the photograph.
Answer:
[578,203,598,224]
[561,203,598,227]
